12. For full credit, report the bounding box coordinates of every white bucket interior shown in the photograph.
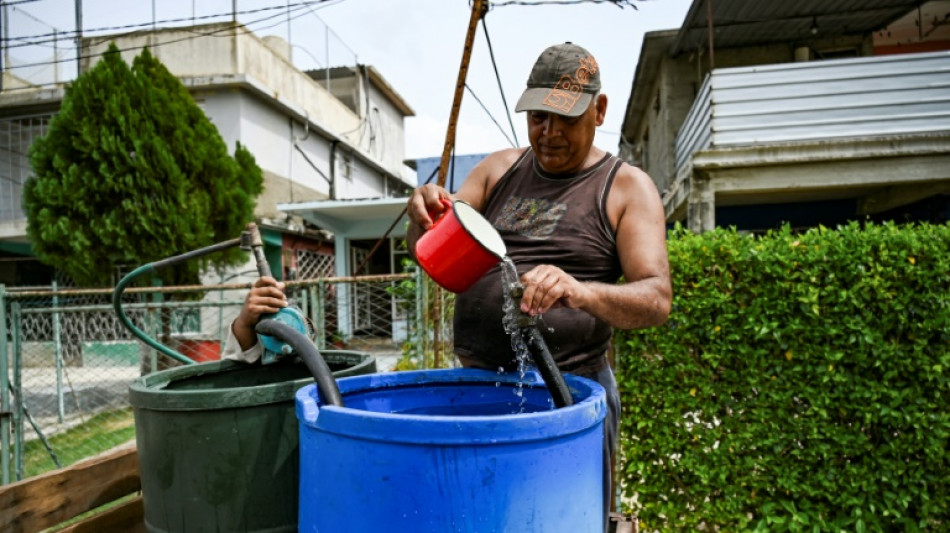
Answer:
[454,201,507,258]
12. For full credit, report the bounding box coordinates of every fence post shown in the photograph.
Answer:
[11,301,22,480]
[0,285,9,484]
[414,268,427,368]
[52,281,64,422]
[313,282,325,350]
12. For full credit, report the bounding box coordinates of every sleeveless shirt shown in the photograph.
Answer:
[453,149,624,375]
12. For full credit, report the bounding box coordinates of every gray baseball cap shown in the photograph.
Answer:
[515,42,601,118]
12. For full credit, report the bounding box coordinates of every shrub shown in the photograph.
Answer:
[616,221,950,532]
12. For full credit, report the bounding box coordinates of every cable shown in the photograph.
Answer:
[489,0,639,8]
[4,1,321,73]
[479,16,519,146]
[465,83,517,148]
[3,1,333,46]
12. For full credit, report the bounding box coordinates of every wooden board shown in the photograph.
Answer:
[0,446,141,533]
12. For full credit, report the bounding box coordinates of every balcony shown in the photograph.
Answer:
[667,50,950,229]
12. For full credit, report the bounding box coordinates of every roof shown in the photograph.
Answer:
[277,197,409,239]
[672,0,922,55]
[407,153,488,194]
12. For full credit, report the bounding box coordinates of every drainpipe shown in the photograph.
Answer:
[329,140,338,200]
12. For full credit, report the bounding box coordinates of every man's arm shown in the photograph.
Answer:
[518,163,672,330]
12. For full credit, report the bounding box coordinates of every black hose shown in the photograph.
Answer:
[255,319,344,407]
[526,327,574,408]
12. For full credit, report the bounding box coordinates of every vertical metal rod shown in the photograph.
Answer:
[324,25,329,94]
[313,283,325,350]
[11,302,22,480]
[53,282,64,423]
[0,285,10,484]
[1,4,5,93]
[706,0,715,70]
[75,0,82,77]
[53,30,59,84]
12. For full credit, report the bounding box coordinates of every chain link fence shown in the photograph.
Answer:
[0,270,454,485]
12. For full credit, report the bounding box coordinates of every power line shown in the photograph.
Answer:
[479,15,518,147]
[3,2,320,76]
[488,0,640,8]
[465,83,517,148]
[2,0,333,45]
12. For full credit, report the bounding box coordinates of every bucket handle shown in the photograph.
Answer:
[427,198,454,225]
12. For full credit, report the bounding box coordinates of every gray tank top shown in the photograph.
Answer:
[453,149,623,374]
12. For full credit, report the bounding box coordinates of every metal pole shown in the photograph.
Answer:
[53,29,59,84]
[75,0,82,77]
[11,301,22,480]
[1,3,6,93]
[706,0,714,70]
[0,285,10,484]
[315,282,325,350]
[53,282,64,422]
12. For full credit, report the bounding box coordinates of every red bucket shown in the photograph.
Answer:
[415,199,506,293]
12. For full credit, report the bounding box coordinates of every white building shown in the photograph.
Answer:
[0,22,415,285]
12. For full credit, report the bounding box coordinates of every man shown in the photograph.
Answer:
[406,42,672,529]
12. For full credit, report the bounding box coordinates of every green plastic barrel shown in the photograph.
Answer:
[129,351,376,533]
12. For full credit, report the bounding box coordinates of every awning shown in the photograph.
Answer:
[672,0,922,55]
[278,197,410,240]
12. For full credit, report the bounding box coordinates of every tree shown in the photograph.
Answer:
[26,43,263,288]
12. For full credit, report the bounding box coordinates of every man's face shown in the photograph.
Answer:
[526,94,606,174]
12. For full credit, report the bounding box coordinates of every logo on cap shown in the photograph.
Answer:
[541,55,599,115]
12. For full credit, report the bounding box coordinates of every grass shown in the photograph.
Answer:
[23,407,136,478]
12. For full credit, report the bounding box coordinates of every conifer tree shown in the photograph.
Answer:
[25,44,263,287]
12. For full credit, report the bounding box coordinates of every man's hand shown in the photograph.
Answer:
[407,184,452,231]
[518,265,592,316]
[406,184,453,256]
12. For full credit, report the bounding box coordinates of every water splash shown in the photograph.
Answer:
[500,256,531,409]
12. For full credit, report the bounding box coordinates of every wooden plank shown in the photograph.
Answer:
[58,495,145,533]
[0,446,140,533]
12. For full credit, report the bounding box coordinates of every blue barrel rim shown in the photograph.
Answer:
[295,368,606,445]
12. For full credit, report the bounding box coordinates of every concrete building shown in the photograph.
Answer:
[0,22,415,285]
[620,0,950,232]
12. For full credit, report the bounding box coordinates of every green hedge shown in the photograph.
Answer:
[615,221,949,532]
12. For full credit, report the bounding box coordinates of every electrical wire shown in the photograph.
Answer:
[3,1,329,73]
[489,0,639,8]
[465,83,517,148]
[480,16,519,147]
[3,1,334,47]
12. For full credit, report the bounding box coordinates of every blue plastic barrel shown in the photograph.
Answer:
[295,368,606,532]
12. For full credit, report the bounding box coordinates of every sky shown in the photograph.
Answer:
[7,0,694,160]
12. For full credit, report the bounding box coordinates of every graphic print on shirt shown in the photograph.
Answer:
[495,196,567,240]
